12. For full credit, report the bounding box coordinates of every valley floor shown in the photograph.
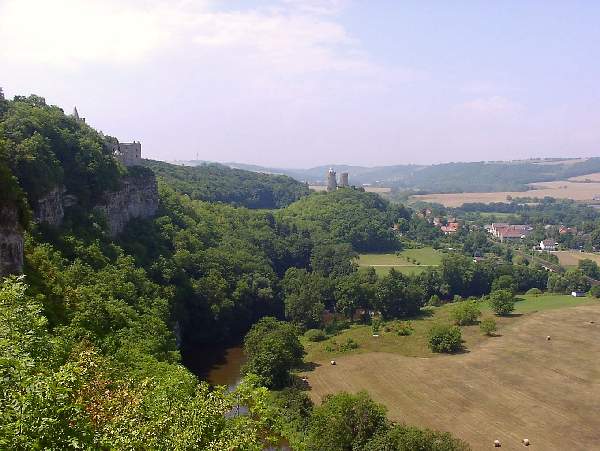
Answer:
[302,304,600,451]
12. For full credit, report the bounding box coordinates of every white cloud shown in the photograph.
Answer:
[0,0,173,66]
[0,0,371,74]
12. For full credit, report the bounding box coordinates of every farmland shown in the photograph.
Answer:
[302,300,600,450]
[358,247,443,276]
[552,250,600,268]
[410,175,600,207]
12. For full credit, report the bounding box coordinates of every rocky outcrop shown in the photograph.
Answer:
[0,203,24,276]
[34,186,65,226]
[95,173,158,237]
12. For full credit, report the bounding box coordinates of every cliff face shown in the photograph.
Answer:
[0,203,24,276]
[34,186,65,226]
[95,174,159,237]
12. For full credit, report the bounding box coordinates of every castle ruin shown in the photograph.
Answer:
[340,172,349,187]
[327,168,337,192]
[326,168,350,191]
[114,142,142,167]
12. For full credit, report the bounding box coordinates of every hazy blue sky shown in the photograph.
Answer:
[2,0,599,167]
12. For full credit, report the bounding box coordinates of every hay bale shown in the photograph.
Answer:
[494,439,501,447]
[546,335,551,340]
[330,360,336,366]
[522,438,530,446]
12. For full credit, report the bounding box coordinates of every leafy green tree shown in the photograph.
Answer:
[242,317,304,388]
[450,301,481,326]
[428,324,462,353]
[578,259,600,279]
[363,424,470,451]
[374,269,423,319]
[489,289,516,316]
[305,391,388,451]
[491,275,517,293]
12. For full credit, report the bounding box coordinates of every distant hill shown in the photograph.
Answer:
[145,160,309,209]
[182,158,600,194]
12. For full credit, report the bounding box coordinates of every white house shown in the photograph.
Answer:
[540,239,557,251]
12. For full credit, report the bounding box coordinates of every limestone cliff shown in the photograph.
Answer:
[34,186,65,226]
[32,172,158,237]
[95,173,159,237]
[0,203,24,276]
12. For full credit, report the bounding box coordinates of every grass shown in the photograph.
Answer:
[302,303,600,450]
[303,293,596,362]
[551,250,600,267]
[357,247,443,276]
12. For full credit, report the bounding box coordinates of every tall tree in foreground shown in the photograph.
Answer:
[242,316,304,388]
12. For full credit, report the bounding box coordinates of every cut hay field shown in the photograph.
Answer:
[410,176,600,207]
[358,247,443,276]
[551,250,600,267]
[302,302,600,450]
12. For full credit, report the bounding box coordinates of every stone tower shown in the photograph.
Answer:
[72,106,85,123]
[327,168,337,192]
[340,172,349,187]
[114,141,142,167]
[0,87,5,101]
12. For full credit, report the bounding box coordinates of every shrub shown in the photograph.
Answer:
[396,321,413,336]
[428,324,462,353]
[453,295,462,302]
[324,320,350,336]
[305,329,326,342]
[590,285,600,298]
[427,294,442,307]
[371,318,382,335]
[525,287,542,296]
[480,318,497,336]
[340,338,359,351]
[489,289,516,316]
[450,301,481,326]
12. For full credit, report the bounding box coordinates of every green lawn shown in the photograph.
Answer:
[357,247,443,276]
[303,293,597,362]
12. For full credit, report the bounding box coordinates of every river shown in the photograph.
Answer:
[182,345,246,389]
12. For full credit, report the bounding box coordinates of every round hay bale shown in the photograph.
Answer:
[546,335,551,340]
[522,438,530,446]
[494,439,501,447]
[330,360,336,366]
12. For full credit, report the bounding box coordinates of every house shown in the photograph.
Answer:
[497,228,526,242]
[571,291,586,297]
[540,239,557,251]
[440,222,459,234]
[559,226,577,235]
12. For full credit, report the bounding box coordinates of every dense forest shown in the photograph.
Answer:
[1,94,475,448]
[144,159,309,209]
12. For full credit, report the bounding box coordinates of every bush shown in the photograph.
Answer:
[591,285,600,298]
[427,294,442,307]
[453,294,462,302]
[371,318,382,335]
[396,321,413,336]
[480,318,497,336]
[450,301,481,326]
[324,320,351,336]
[305,329,326,342]
[428,324,462,353]
[525,287,542,296]
[489,289,516,316]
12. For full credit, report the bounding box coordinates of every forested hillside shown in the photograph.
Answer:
[144,159,309,209]
[225,158,600,193]
[0,93,469,449]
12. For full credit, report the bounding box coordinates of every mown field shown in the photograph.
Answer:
[410,175,600,206]
[302,294,594,362]
[358,247,443,276]
[551,250,600,267]
[301,298,600,450]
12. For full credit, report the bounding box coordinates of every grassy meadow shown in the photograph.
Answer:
[357,247,443,276]
[303,293,595,362]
